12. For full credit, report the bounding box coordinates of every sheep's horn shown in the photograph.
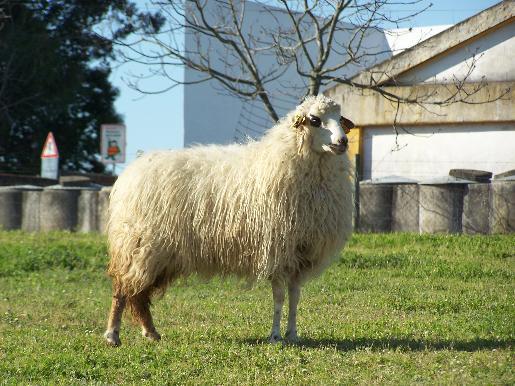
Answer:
[293,114,306,128]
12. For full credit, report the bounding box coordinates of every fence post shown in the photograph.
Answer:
[354,154,360,231]
[0,187,23,230]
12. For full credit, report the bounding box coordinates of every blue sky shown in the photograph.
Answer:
[109,0,500,173]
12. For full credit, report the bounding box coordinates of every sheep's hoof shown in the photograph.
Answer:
[285,331,299,343]
[143,329,161,342]
[104,331,121,347]
[268,333,283,344]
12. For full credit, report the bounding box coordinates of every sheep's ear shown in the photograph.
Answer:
[293,114,306,128]
[340,116,355,134]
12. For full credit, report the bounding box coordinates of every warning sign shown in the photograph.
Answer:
[101,124,126,164]
[40,132,59,179]
[41,132,59,158]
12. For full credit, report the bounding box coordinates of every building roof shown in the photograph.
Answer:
[384,25,452,56]
[350,1,514,87]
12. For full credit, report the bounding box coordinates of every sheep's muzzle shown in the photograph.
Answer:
[328,143,348,155]
[327,136,348,155]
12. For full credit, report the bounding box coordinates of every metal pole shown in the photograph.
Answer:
[354,153,361,231]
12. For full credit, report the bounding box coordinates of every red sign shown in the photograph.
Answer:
[41,132,59,158]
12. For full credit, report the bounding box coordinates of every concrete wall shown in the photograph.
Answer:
[358,179,514,234]
[0,179,513,234]
[0,186,109,233]
[362,123,515,180]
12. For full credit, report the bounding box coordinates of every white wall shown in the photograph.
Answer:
[362,124,515,180]
[384,25,451,56]
[396,22,515,84]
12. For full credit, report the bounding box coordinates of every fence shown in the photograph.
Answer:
[0,177,513,234]
[358,176,515,234]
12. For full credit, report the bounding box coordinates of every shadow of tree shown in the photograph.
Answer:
[242,336,513,352]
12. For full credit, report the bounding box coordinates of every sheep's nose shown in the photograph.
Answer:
[338,137,348,147]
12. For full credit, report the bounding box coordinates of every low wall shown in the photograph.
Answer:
[0,179,513,234]
[0,185,112,233]
[358,178,514,234]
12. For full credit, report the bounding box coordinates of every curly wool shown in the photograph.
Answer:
[107,95,354,297]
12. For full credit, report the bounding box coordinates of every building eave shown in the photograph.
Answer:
[342,1,514,88]
[325,81,515,127]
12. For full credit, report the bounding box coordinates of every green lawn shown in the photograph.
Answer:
[0,231,513,385]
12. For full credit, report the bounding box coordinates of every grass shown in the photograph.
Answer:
[0,231,513,385]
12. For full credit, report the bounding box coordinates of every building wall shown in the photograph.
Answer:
[396,21,515,84]
[183,0,391,147]
[326,13,515,182]
[362,123,515,180]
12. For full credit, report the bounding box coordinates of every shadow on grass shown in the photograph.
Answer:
[242,337,513,352]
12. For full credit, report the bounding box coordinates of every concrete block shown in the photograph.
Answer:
[359,183,393,232]
[449,169,492,183]
[462,183,490,234]
[77,189,100,232]
[493,169,515,180]
[0,187,23,230]
[419,184,465,234]
[490,180,515,233]
[392,184,419,232]
[97,187,112,233]
[59,175,92,187]
[40,187,80,231]
[21,186,44,232]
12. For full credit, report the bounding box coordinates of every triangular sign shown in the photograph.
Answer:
[41,132,59,158]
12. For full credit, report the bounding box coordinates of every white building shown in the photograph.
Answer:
[325,1,515,180]
[182,1,392,146]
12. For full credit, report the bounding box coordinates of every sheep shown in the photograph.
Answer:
[103,94,355,346]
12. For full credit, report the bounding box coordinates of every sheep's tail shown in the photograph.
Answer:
[106,222,175,299]
[108,253,172,299]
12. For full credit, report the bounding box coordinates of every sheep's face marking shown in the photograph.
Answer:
[305,109,351,155]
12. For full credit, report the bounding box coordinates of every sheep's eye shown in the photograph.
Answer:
[309,115,321,127]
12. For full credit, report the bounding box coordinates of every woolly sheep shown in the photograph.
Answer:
[104,95,354,346]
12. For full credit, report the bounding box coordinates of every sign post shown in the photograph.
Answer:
[100,124,126,174]
[41,132,59,180]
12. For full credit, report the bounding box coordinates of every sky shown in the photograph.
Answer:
[108,0,501,174]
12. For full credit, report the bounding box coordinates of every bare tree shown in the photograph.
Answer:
[0,2,13,115]
[111,0,508,128]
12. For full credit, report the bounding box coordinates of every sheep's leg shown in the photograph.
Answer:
[130,290,161,342]
[285,279,300,343]
[104,292,126,347]
[268,279,285,343]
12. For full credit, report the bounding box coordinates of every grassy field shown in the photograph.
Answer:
[0,231,513,385]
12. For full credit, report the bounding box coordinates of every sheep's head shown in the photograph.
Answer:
[292,95,354,155]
